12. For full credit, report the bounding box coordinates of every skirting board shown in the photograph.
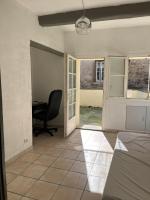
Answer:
[5,146,33,166]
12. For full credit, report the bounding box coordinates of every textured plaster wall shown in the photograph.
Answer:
[0,0,64,160]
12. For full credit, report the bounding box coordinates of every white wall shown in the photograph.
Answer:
[80,90,103,107]
[0,0,64,161]
[64,26,150,58]
[31,47,64,126]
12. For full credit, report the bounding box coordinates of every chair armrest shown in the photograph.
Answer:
[32,102,48,114]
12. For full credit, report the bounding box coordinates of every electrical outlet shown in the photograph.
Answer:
[24,139,28,143]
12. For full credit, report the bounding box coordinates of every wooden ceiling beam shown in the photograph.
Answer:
[38,1,150,26]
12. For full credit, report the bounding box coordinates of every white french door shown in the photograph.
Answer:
[64,54,79,137]
[103,56,128,100]
[102,56,128,130]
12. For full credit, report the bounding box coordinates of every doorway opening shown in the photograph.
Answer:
[79,59,104,130]
[30,41,64,138]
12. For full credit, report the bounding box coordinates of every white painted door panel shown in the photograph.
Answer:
[126,106,146,131]
[64,55,78,137]
[110,57,125,75]
[109,76,124,97]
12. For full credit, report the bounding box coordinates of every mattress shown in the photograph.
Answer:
[102,132,150,200]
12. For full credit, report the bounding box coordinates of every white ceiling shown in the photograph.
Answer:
[60,16,150,31]
[16,0,148,15]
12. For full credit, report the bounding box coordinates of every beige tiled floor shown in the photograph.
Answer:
[62,171,87,189]
[6,129,117,200]
[41,167,68,184]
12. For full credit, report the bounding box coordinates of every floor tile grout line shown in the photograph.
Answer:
[79,174,88,200]
[9,175,104,200]
[7,167,108,188]
[8,162,91,184]
[7,158,112,182]
[9,167,93,189]
[6,130,116,200]
[8,191,37,200]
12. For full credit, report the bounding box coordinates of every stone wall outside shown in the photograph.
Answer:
[80,60,103,89]
[128,59,149,91]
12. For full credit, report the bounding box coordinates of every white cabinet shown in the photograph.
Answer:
[126,106,146,131]
[103,100,126,130]
[126,106,150,132]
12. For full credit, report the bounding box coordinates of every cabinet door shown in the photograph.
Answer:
[126,106,146,131]
[146,107,150,132]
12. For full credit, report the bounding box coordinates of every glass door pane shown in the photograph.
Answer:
[68,57,76,120]
[73,60,76,73]
[69,90,72,104]
[72,104,76,117]
[127,59,149,99]
[72,89,76,103]
[69,105,72,119]
[73,74,76,88]
[69,58,73,73]
[69,74,73,89]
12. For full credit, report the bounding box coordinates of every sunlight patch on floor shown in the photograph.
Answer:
[80,129,114,195]
[6,128,117,200]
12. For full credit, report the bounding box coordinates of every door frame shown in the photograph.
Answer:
[0,71,7,200]
[76,57,105,130]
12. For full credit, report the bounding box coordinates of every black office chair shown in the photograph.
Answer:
[33,90,62,136]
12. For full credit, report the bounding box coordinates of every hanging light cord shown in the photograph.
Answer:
[82,0,86,16]
[75,0,92,34]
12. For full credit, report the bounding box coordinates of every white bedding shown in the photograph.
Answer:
[102,132,150,200]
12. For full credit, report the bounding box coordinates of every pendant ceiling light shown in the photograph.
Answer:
[75,0,92,35]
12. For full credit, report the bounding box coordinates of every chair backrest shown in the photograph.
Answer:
[47,90,62,120]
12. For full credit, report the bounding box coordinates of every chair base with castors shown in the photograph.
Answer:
[33,120,58,137]
[33,127,57,137]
